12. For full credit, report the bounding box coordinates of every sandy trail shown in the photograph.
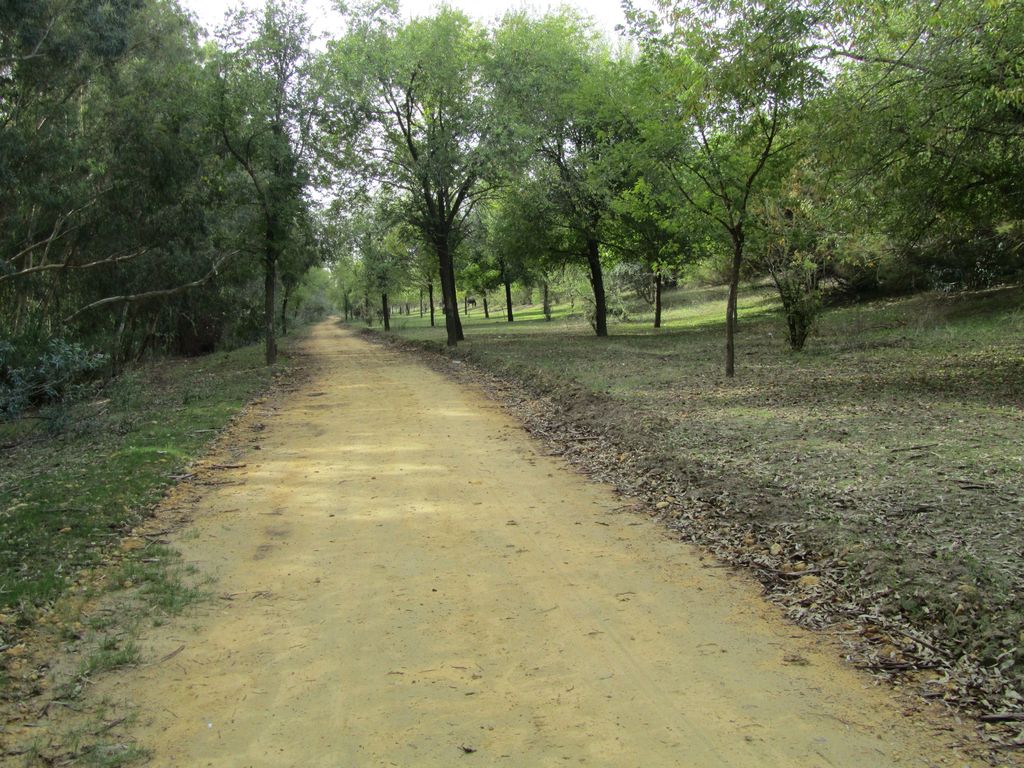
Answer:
[95,321,973,767]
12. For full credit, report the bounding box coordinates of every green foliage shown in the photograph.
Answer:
[491,11,636,336]
[320,4,505,343]
[0,0,324,387]
[808,0,1024,290]
[210,0,315,363]
[0,339,107,419]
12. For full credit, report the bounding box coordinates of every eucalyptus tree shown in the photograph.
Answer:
[627,0,822,375]
[320,4,508,347]
[0,0,142,300]
[0,0,233,368]
[210,0,314,365]
[492,11,634,337]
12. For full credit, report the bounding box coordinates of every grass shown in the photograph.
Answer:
[0,341,284,618]
[0,332,299,765]
[375,280,1024,710]
[107,545,210,617]
[79,635,141,677]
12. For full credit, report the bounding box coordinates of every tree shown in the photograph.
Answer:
[481,190,551,323]
[812,0,1024,289]
[211,0,313,365]
[492,11,633,337]
[628,0,822,375]
[458,210,502,320]
[278,207,324,335]
[605,177,695,328]
[0,0,239,370]
[321,5,507,346]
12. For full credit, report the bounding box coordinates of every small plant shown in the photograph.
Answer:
[111,548,209,615]
[0,338,107,420]
[771,258,822,351]
[80,636,140,676]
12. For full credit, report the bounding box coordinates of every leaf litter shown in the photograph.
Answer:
[366,327,1024,763]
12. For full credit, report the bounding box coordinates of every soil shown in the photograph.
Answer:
[85,320,982,766]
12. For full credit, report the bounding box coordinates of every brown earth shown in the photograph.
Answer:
[85,320,982,766]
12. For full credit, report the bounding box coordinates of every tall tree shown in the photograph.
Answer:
[492,11,632,337]
[211,0,313,365]
[321,5,506,346]
[628,0,822,375]
[605,177,695,328]
[0,0,234,363]
[813,0,1024,287]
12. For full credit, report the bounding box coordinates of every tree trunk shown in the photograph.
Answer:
[428,281,435,327]
[135,311,159,362]
[436,236,460,346]
[264,251,277,365]
[504,279,514,322]
[448,262,464,340]
[543,282,551,321]
[483,294,489,319]
[281,284,290,336]
[112,302,129,377]
[464,294,469,315]
[725,231,744,378]
[419,288,424,317]
[382,292,390,331]
[654,271,662,329]
[364,294,371,326]
[585,237,607,337]
[343,292,351,322]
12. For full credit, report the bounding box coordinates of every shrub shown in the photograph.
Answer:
[0,338,107,419]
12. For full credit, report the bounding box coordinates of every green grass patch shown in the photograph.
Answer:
[0,340,285,618]
[108,545,210,617]
[79,635,141,677]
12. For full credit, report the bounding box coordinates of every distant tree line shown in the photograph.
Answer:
[322,0,1023,375]
[2,0,1021,408]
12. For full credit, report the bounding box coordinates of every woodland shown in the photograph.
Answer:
[1,0,1023,752]
[2,0,1021,390]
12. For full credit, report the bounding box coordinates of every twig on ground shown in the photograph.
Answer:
[156,644,186,664]
[92,716,127,736]
[980,713,1024,723]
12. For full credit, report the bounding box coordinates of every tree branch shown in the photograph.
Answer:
[61,253,236,324]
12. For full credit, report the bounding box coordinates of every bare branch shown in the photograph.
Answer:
[0,247,149,285]
[61,252,237,324]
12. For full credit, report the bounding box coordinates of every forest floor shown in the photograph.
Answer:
[379,282,1024,756]
[0,320,995,766]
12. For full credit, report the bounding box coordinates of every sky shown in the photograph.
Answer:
[178,0,629,41]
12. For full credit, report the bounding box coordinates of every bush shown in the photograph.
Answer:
[772,266,822,351]
[0,338,107,419]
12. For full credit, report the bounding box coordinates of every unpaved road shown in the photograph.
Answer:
[95,321,976,766]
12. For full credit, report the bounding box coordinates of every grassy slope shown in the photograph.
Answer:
[0,341,289,618]
[381,283,1024,711]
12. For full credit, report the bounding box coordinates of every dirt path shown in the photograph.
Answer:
[94,321,976,767]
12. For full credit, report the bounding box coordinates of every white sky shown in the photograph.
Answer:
[179,0,628,41]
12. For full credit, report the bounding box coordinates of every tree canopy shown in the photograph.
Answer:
[2,0,1020,391]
